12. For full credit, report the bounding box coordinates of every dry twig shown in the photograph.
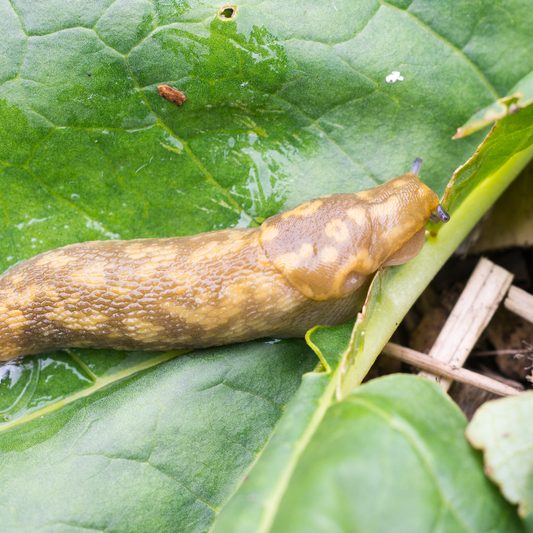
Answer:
[419,258,513,390]
[504,285,533,324]
[385,343,523,397]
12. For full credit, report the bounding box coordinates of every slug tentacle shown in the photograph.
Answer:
[410,157,423,175]
[0,170,440,362]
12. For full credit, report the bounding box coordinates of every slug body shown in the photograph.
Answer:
[0,173,439,361]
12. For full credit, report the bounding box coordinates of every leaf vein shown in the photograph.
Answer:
[347,396,476,533]
[79,452,218,512]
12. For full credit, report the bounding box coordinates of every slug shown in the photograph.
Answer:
[0,164,446,361]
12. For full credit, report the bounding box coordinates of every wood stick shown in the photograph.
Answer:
[419,258,513,391]
[504,285,533,324]
[385,343,523,397]
[472,347,533,357]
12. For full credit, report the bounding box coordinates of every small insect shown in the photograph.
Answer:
[158,84,187,106]
[0,160,447,361]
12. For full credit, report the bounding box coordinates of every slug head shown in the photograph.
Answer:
[259,173,440,301]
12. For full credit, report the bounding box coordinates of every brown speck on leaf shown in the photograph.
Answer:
[158,84,187,106]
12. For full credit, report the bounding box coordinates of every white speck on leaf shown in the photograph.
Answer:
[85,218,121,240]
[14,217,50,230]
[386,71,404,83]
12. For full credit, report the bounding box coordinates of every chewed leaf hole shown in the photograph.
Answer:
[218,4,238,20]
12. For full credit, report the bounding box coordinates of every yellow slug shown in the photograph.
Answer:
[0,164,444,361]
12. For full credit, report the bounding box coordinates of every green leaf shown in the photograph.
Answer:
[215,375,522,532]
[0,340,315,530]
[527,474,533,532]
[1,0,533,530]
[471,162,533,251]
[467,393,533,520]
[454,71,533,139]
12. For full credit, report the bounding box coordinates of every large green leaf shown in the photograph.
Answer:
[214,377,524,532]
[1,0,533,530]
[259,376,522,533]
[0,341,315,531]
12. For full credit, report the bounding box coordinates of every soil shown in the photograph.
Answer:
[383,247,533,418]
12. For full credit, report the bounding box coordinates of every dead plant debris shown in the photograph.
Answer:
[158,84,187,106]
[376,247,532,416]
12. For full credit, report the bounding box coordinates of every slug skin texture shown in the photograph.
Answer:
[0,173,439,361]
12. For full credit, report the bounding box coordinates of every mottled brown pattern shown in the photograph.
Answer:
[260,173,439,300]
[0,173,439,361]
[0,229,360,360]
